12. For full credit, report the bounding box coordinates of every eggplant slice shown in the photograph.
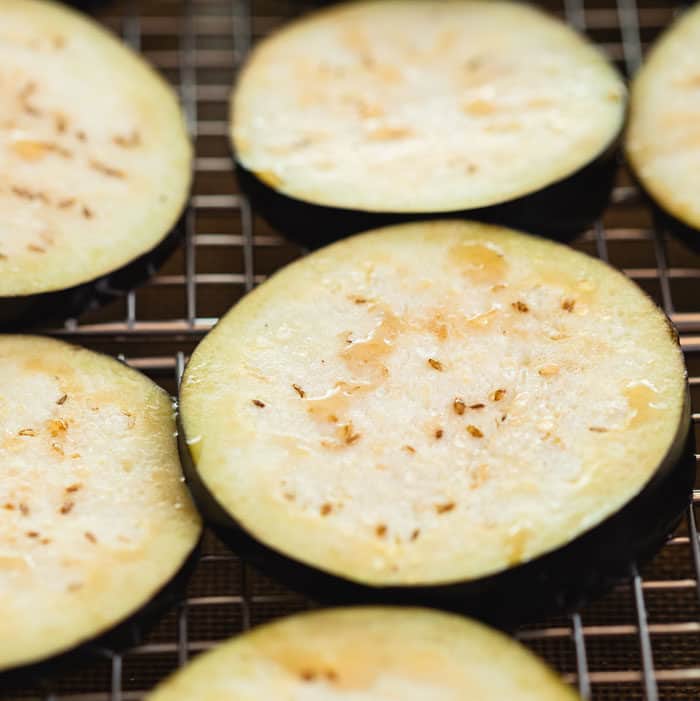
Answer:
[627,3,700,249]
[179,221,693,625]
[0,336,202,677]
[0,0,192,325]
[231,0,626,245]
[148,607,580,701]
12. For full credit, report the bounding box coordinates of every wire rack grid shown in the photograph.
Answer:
[3,0,700,700]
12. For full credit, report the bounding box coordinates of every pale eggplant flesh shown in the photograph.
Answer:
[0,0,192,325]
[627,3,700,252]
[147,607,581,701]
[0,336,202,681]
[231,0,626,246]
[179,221,693,627]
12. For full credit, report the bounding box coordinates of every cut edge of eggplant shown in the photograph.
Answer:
[146,606,581,700]
[0,216,184,329]
[233,132,621,248]
[178,377,694,629]
[1,539,201,687]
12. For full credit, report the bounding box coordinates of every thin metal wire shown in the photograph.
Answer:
[563,0,587,31]
[687,505,700,609]
[240,559,252,632]
[571,613,592,700]
[181,0,199,327]
[651,216,677,316]
[232,0,255,294]
[633,570,659,701]
[593,219,610,263]
[240,189,255,293]
[110,654,123,701]
[616,0,644,76]
[122,0,141,331]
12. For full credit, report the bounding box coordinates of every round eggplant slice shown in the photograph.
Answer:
[0,336,202,677]
[0,0,192,326]
[627,3,700,250]
[179,221,693,626]
[148,607,580,701]
[231,0,626,245]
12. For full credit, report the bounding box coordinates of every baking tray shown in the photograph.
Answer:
[2,1,700,699]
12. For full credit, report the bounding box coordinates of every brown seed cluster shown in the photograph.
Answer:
[113,131,141,149]
[89,159,125,179]
[299,669,339,684]
[466,425,484,438]
[490,388,506,402]
[512,300,529,313]
[292,383,305,398]
[435,501,456,514]
[339,422,361,445]
[48,418,68,437]
[428,358,444,371]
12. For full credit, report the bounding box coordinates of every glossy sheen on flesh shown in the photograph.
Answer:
[0,0,191,296]
[232,0,625,212]
[627,3,700,230]
[0,336,201,671]
[148,608,580,701]
[180,221,686,586]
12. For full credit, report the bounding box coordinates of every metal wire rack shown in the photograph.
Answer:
[3,0,700,699]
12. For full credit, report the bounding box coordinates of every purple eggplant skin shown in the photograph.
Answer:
[63,0,113,9]
[0,537,201,689]
[177,382,694,630]
[0,219,183,330]
[234,136,621,249]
